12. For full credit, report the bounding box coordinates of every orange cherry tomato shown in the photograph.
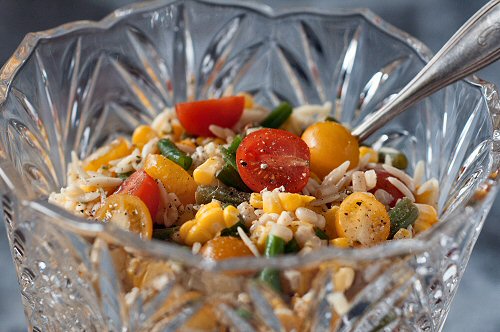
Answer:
[236,128,310,193]
[301,122,359,179]
[175,96,245,137]
[95,194,153,239]
[200,237,253,261]
[115,170,160,218]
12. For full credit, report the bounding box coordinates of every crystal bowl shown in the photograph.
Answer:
[0,0,498,331]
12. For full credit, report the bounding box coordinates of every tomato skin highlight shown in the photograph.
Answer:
[236,128,310,193]
[175,96,245,137]
[115,170,160,218]
[369,170,405,207]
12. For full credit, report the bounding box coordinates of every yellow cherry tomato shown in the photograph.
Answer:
[200,237,253,261]
[84,137,132,172]
[336,192,390,246]
[96,193,153,239]
[132,125,157,149]
[301,122,359,179]
[143,154,197,205]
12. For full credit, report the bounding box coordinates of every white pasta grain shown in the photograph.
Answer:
[374,189,393,206]
[413,160,425,187]
[238,227,260,257]
[295,207,318,225]
[352,171,367,192]
[141,137,159,161]
[327,292,350,316]
[71,151,89,180]
[209,124,235,140]
[237,202,257,224]
[322,161,350,188]
[192,242,202,255]
[310,193,343,206]
[388,177,415,201]
[364,169,377,190]
[382,164,415,191]
[270,223,293,242]
[277,211,294,226]
[416,178,439,195]
[84,176,123,188]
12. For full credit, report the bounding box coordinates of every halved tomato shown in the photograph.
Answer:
[96,194,153,239]
[115,170,160,218]
[175,96,245,137]
[369,170,405,207]
[236,128,310,193]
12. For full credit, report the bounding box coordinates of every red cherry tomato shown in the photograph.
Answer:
[236,128,310,193]
[115,170,160,218]
[175,96,245,137]
[369,170,404,207]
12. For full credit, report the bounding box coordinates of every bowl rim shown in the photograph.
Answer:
[0,0,499,271]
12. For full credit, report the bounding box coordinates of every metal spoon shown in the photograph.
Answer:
[352,0,500,142]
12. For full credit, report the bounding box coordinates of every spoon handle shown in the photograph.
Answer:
[352,0,500,142]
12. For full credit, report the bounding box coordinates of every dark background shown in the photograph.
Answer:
[0,1,498,331]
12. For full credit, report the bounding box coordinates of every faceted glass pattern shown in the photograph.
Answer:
[0,0,499,331]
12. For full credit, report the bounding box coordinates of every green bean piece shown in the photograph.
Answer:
[216,164,251,192]
[195,185,251,206]
[157,138,193,170]
[220,220,249,237]
[152,227,180,241]
[235,307,253,320]
[315,228,329,240]
[259,235,285,292]
[389,198,419,238]
[117,171,134,180]
[378,148,408,170]
[220,135,242,170]
[261,102,293,128]
[284,238,300,254]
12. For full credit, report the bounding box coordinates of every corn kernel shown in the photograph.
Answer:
[359,146,378,163]
[180,201,227,245]
[180,219,197,241]
[250,193,263,209]
[223,205,240,228]
[193,157,221,185]
[331,237,352,248]
[414,220,432,233]
[413,203,438,234]
[238,92,254,109]
[323,206,339,239]
[262,191,283,214]
[278,193,315,212]
[185,224,214,245]
[393,228,412,239]
[132,125,158,149]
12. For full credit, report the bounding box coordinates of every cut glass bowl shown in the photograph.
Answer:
[0,0,499,331]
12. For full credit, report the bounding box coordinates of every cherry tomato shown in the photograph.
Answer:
[236,128,310,193]
[115,170,160,218]
[301,122,359,179]
[336,192,390,246]
[95,194,153,239]
[369,170,405,207]
[175,96,245,137]
[200,237,253,261]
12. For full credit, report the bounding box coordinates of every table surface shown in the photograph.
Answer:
[0,1,499,331]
